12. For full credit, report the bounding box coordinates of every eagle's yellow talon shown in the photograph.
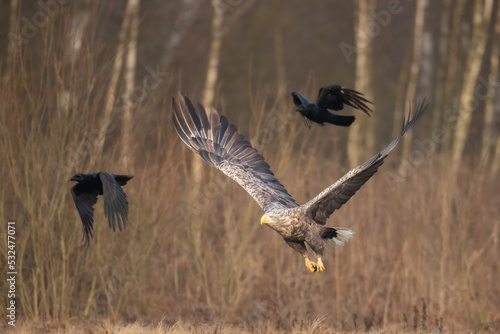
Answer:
[305,258,317,272]
[316,257,325,272]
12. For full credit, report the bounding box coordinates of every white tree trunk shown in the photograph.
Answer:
[161,0,200,69]
[399,0,427,172]
[121,0,141,170]
[451,0,493,170]
[92,0,137,163]
[489,5,500,173]
[347,0,375,167]
[481,2,500,166]
[432,0,453,131]
[202,0,223,108]
[7,0,20,74]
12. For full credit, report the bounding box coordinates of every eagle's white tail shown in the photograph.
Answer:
[323,227,354,246]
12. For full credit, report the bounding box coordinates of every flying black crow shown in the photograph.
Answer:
[70,172,133,244]
[291,85,373,127]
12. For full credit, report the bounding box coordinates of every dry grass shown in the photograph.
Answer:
[1,3,499,333]
[1,317,494,334]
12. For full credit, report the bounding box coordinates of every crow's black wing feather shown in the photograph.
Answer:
[316,85,345,111]
[99,172,129,232]
[316,86,373,116]
[71,184,98,245]
[339,88,373,116]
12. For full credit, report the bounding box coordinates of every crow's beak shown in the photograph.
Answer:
[70,176,77,181]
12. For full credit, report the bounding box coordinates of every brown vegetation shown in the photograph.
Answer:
[0,1,499,332]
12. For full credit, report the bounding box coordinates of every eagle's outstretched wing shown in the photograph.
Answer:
[301,99,428,225]
[316,85,373,116]
[172,92,298,212]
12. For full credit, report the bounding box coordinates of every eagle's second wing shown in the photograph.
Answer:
[301,99,428,225]
[172,92,298,212]
[317,86,373,116]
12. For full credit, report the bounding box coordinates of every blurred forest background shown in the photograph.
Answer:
[1,0,500,332]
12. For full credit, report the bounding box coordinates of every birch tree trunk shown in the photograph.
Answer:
[202,0,223,108]
[6,0,20,77]
[451,0,493,171]
[392,47,412,139]
[347,0,375,167]
[444,0,466,104]
[488,4,500,173]
[92,0,137,164]
[161,0,200,70]
[419,3,434,110]
[432,0,453,131]
[69,5,90,59]
[440,0,467,152]
[188,0,222,189]
[399,0,427,171]
[492,128,500,173]
[121,0,141,170]
[361,1,377,155]
[481,2,500,166]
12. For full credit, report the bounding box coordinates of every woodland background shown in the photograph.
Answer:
[1,0,500,332]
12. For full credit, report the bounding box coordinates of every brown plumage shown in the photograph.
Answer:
[173,92,427,272]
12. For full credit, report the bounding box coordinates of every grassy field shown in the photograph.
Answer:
[1,2,500,333]
[1,73,499,331]
[1,315,492,333]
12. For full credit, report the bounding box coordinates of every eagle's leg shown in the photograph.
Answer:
[285,240,316,272]
[304,258,317,272]
[305,235,327,272]
[316,257,325,272]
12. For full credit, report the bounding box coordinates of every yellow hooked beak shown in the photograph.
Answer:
[260,215,270,225]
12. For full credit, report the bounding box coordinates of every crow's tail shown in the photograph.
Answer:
[326,114,355,127]
[114,175,134,186]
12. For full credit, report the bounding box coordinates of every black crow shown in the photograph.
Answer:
[70,172,133,244]
[291,85,373,127]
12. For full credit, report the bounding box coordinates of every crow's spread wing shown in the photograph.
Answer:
[316,85,373,116]
[301,99,427,225]
[71,184,98,244]
[173,92,298,212]
[99,172,129,232]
